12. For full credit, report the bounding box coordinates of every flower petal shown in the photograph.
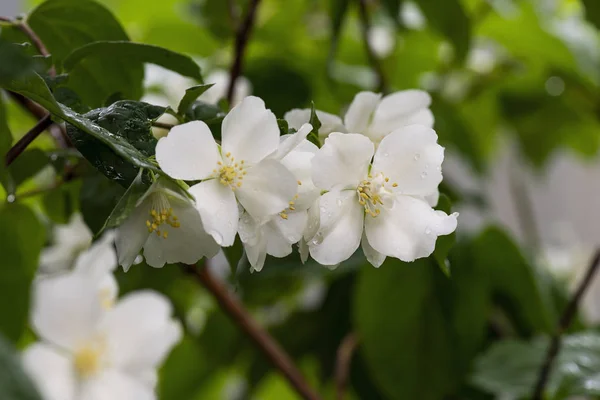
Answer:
[32,273,103,351]
[361,233,386,268]
[80,370,155,400]
[221,96,279,164]
[309,190,364,266]
[369,90,432,137]
[281,148,319,210]
[270,123,312,161]
[155,121,220,181]
[372,125,444,196]
[271,211,307,246]
[189,180,239,246]
[39,213,92,275]
[265,220,295,258]
[343,91,381,133]
[236,159,297,220]
[311,133,373,191]
[115,202,151,271]
[74,231,117,279]
[22,343,76,400]
[284,109,346,136]
[142,200,220,268]
[102,291,182,372]
[364,195,457,262]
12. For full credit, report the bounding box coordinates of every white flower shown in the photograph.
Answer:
[367,26,395,58]
[308,128,457,267]
[199,69,252,107]
[115,177,219,270]
[284,90,433,145]
[239,138,320,271]
[156,96,304,247]
[22,272,181,400]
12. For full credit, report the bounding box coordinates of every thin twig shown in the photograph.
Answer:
[187,264,322,400]
[335,332,359,400]
[226,0,262,105]
[1,15,55,76]
[5,114,52,166]
[356,0,387,93]
[152,121,175,130]
[532,248,600,400]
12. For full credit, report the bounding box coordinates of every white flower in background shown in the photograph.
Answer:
[400,1,425,30]
[284,90,433,145]
[367,25,396,58]
[156,96,307,247]
[142,64,196,109]
[308,128,457,267]
[239,138,320,271]
[23,272,181,400]
[115,177,219,270]
[199,69,252,107]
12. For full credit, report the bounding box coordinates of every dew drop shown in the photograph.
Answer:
[436,165,441,172]
[383,152,389,157]
[311,232,324,245]
[327,212,332,218]
[425,227,432,235]
[336,198,342,206]
[50,154,58,161]
[287,235,296,242]
[6,194,15,203]
[211,232,223,245]
[413,153,421,161]
[320,206,326,213]
[420,171,428,179]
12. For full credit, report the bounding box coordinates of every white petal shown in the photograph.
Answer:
[309,190,364,266]
[299,238,309,263]
[280,149,319,211]
[284,109,345,136]
[39,213,92,275]
[80,370,155,400]
[369,90,432,137]
[74,231,117,279]
[303,199,321,242]
[424,189,440,207]
[143,201,219,268]
[189,180,239,246]
[271,211,307,246]
[244,236,267,272]
[372,125,444,196]
[155,121,220,181]
[236,159,297,219]
[364,195,458,262]
[265,220,295,258]
[361,233,386,268]
[102,291,182,372]
[343,91,381,133]
[115,203,151,271]
[22,343,76,400]
[32,274,103,351]
[221,96,279,164]
[311,133,373,191]
[271,123,312,161]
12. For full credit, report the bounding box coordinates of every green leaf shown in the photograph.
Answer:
[27,0,143,107]
[307,101,322,148]
[184,100,226,140]
[99,169,148,234]
[471,333,600,398]
[6,149,49,194]
[0,333,43,400]
[177,84,214,116]
[417,0,470,62]
[80,172,126,233]
[0,39,35,85]
[0,203,45,342]
[354,258,455,399]
[63,41,204,83]
[582,0,600,31]
[42,180,81,224]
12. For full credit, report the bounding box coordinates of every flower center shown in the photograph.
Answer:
[279,193,299,220]
[357,172,397,218]
[145,192,180,239]
[213,152,246,190]
[74,340,105,378]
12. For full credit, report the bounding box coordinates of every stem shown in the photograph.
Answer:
[152,121,175,130]
[187,264,322,400]
[532,248,600,399]
[226,0,262,105]
[5,114,52,166]
[356,0,387,93]
[335,332,359,400]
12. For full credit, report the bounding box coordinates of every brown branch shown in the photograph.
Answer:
[532,248,600,400]
[226,0,261,105]
[152,121,175,130]
[187,264,322,400]
[5,114,52,166]
[335,332,359,400]
[356,0,387,93]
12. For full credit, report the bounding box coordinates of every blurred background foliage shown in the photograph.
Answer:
[2,0,600,399]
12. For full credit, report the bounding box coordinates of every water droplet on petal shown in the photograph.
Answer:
[287,235,295,242]
[436,165,441,172]
[320,206,326,213]
[383,152,389,157]
[425,227,432,235]
[211,231,224,245]
[420,171,428,179]
[413,153,421,161]
[311,232,324,245]
[327,212,332,218]
[336,198,342,206]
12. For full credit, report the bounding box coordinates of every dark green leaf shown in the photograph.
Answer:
[184,100,225,140]
[0,39,35,84]
[581,0,600,31]
[177,84,214,116]
[41,180,81,224]
[417,0,470,62]
[471,333,600,398]
[63,41,203,82]
[307,101,322,148]
[0,333,43,400]
[0,203,45,342]
[27,0,143,107]
[6,149,49,194]
[80,172,126,233]
[99,169,148,234]
[276,119,290,135]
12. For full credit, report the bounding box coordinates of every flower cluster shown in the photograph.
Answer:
[116,90,457,271]
[24,219,181,400]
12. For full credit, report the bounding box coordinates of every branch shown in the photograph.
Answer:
[532,248,600,400]
[226,0,262,105]
[1,16,55,76]
[152,121,175,130]
[5,114,52,166]
[335,332,359,400]
[356,0,387,93]
[186,264,322,400]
